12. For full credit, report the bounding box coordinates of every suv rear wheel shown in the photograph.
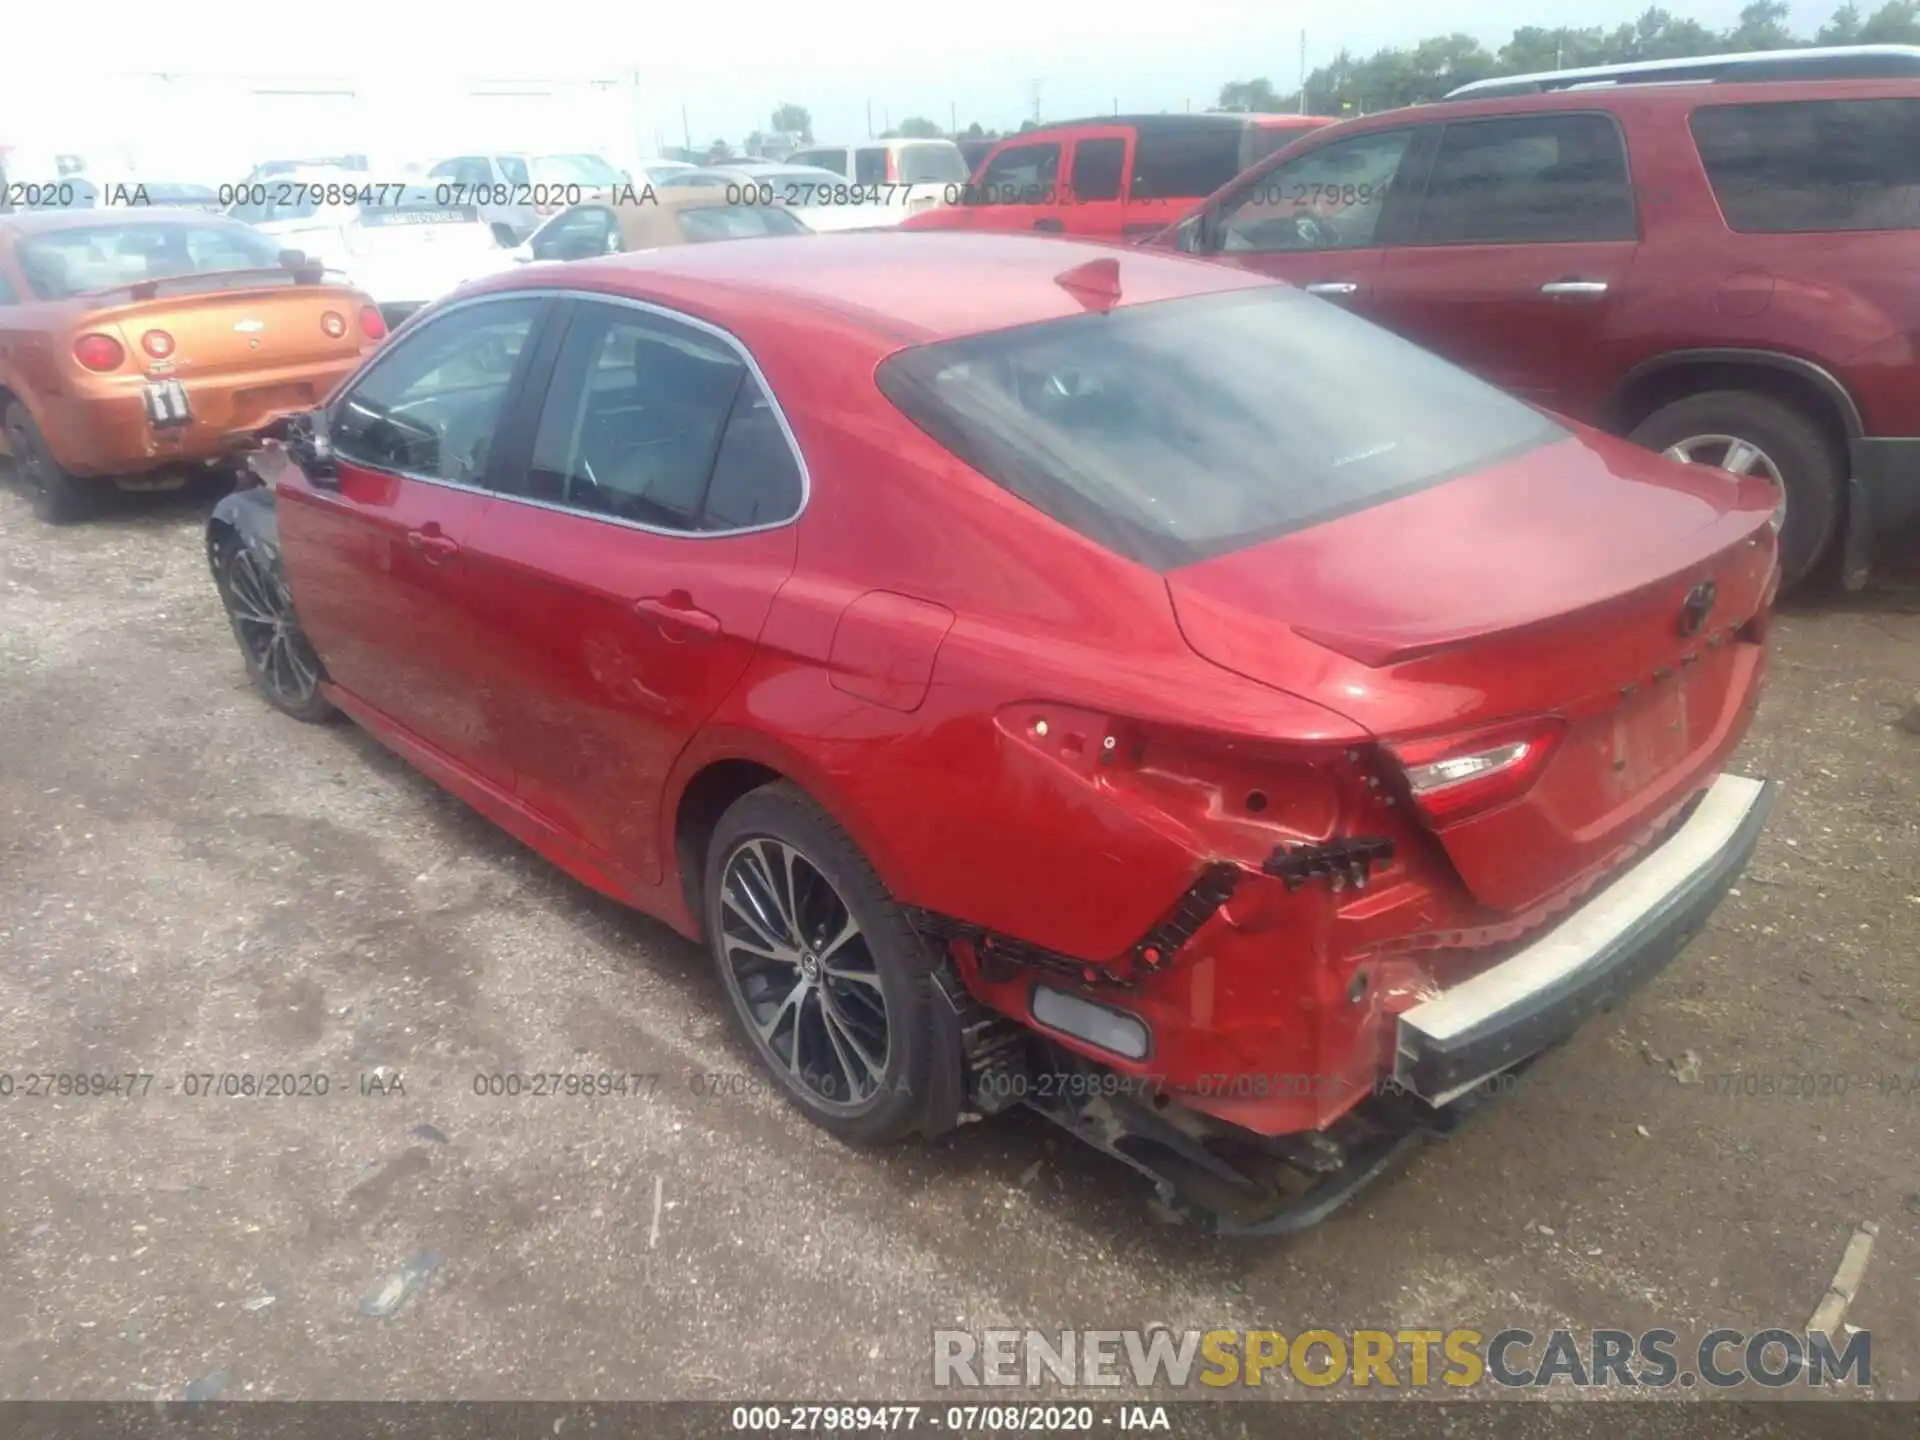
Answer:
[1628,390,1840,589]
[703,782,941,1144]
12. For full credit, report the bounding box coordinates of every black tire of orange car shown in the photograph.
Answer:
[211,528,340,724]
[1627,390,1841,591]
[703,782,942,1144]
[4,399,98,524]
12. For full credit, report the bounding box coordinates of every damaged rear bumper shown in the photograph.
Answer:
[1394,771,1774,1106]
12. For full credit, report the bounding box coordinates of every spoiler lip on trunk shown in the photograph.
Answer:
[80,266,343,307]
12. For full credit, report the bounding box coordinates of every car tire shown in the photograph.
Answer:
[1628,390,1841,590]
[5,399,98,524]
[703,782,940,1145]
[211,527,339,724]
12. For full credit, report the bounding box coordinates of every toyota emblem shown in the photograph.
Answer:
[1679,580,1717,637]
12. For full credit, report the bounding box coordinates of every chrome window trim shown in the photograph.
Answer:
[330,286,811,541]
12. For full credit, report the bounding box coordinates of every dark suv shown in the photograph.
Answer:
[1158,49,1920,588]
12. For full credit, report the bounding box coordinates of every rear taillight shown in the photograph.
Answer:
[1389,719,1564,828]
[140,329,175,360]
[358,306,387,340]
[321,311,348,338]
[73,333,126,372]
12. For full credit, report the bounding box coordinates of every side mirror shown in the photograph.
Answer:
[277,248,308,269]
[284,407,339,487]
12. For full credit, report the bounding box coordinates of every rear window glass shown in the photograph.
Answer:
[1131,126,1247,200]
[18,220,282,299]
[897,142,970,185]
[876,287,1564,570]
[1691,98,1920,232]
[678,205,810,241]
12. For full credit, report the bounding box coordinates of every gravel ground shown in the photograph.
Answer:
[0,477,1914,1405]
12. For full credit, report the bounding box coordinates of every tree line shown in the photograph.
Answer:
[749,1,1917,152]
[1222,0,1920,115]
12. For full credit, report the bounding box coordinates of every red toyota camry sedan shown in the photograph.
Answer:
[209,234,1779,1233]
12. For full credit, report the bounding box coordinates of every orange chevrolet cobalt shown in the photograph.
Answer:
[0,209,385,521]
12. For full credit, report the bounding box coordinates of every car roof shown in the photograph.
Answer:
[478,231,1269,350]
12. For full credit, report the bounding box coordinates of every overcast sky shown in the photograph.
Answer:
[5,0,1845,163]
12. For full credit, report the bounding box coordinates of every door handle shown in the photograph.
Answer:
[1540,280,1609,296]
[1304,281,1360,296]
[634,593,721,642]
[404,527,460,563]
[1033,217,1065,232]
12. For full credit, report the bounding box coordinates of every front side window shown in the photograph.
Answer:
[1691,98,1920,233]
[976,143,1061,203]
[1070,138,1126,202]
[677,205,810,241]
[330,298,543,483]
[17,220,284,298]
[513,303,800,533]
[1217,128,1417,253]
[877,286,1563,570]
[531,206,618,260]
[1413,114,1636,245]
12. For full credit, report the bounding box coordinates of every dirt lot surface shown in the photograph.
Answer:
[0,479,1915,1407]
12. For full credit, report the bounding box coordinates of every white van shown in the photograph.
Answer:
[782,138,966,225]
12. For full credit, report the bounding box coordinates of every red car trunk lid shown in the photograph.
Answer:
[1165,431,1779,912]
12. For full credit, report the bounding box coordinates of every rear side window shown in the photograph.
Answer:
[1414,114,1636,244]
[1691,98,1920,232]
[976,143,1060,202]
[876,287,1563,570]
[1131,126,1247,200]
[855,148,888,185]
[1070,139,1126,202]
[516,302,801,533]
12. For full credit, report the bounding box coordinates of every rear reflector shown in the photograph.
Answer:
[321,310,348,339]
[1390,719,1564,827]
[358,305,387,340]
[1031,987,1151,1060]
[73,333,126,372]
[140,329,176,360]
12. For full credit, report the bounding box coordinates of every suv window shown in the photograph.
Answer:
[498,156,530,186]
[517,302,800,532]
[331,298,542,482]
[878,287,1561,570]
[1414,114,1636,245]
[977,142,1061,203]
[1070,138,1126,202]
[1691,98,1920,233]
[855,148,888,185]
[790,149,848,176]
[1131,126,1245,200]
[1217,128,1417,253]
[896,142,969,185]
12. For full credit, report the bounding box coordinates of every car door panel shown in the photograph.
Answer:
[277,295,553,789]
[1372,113,1640,412]
[459,299,802,884]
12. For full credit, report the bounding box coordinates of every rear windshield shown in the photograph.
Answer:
[876,286,1565,570]
[678,205,810,241]
[897,142,970,185]
[18,219,282,299]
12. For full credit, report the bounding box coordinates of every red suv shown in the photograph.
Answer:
[902,113,1331,240]
[1157,58,1920,588]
